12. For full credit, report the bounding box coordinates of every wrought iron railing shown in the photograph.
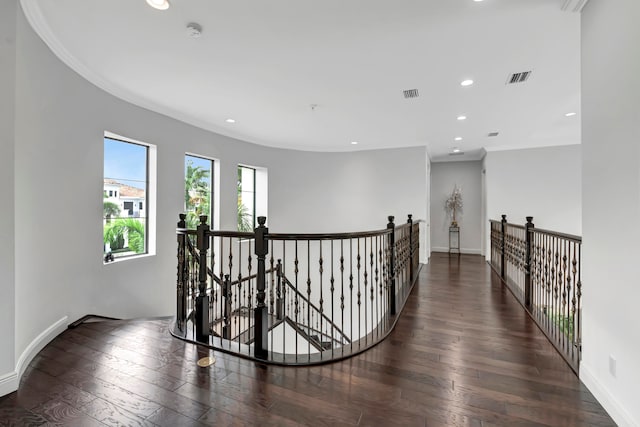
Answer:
[173,214,422,365]
[489,216,582,373]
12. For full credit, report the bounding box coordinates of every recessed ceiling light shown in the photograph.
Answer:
[225,118,236,123]
[351,141,359,145]
[460,79,474,87]
[474,0,484,2]
[146,0,170,10]
[454,137,463,141]
[457,115,467,121]
[453,148,461,153]
[565,112,577,117]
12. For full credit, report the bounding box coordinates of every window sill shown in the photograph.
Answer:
[103,252,155,265]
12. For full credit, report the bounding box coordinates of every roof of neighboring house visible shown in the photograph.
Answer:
[104,179,145,198]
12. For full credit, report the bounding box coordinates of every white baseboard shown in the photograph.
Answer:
[580,364,637,427]
[0,316,68,398]
[16,316,68,378]
[431,247,482,255]
[0,370,18,397]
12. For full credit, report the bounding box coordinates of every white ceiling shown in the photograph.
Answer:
[22,0,581,161]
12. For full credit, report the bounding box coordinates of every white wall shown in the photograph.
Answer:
[430,161,482,254]
[266,147,427,234]
[484,145,582,257]
[0,0,17,392]
[580,1,640,426]
[6,3,428,396]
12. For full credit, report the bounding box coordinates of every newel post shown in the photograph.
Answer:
[500,214,507,280]
[254,216,269,360]
[387,216,396,316]
[407,214,414,282]
[176,214,187,332]
[195,215,210,342]
[524,216,535,311]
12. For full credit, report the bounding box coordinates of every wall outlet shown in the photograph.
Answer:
[609,355,617,377]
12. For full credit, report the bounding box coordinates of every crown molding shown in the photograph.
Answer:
[18,0,262,148]
[561,0,590,13]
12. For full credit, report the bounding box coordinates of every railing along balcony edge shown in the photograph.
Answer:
[489,215,582,374]
[171,214,423,366]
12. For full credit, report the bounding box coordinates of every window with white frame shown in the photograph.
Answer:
[103,136,152,261]
[237,165,255,231]
[185,154,214,229]
[237,165,267,231]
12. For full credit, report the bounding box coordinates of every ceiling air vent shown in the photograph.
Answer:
[449,151,465,156]
[403,89,419,99]
[488,131,499,137]
[506,71,532,85]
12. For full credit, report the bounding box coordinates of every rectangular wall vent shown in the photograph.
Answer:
[403,89,419,99]
[506,71,532,84]
[488,132,499,137]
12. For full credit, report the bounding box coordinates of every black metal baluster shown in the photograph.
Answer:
[340,240,345,355]
[349,239,354,350]
[571,241,578,360]
[247,241,253,356]
[576,242,582,362]
[545,234,551,332]
[370,237,375,337]
[562,239,568,352]
[237,239,242,343]
[294,241,299,362]
[330,240,335,358]
[319,242,324,358]
[281,240,286,362]
[357,238,362,345]
[222,274,231,339]
[375,236,380,338]
[307,240,311,362]
[553,236,559,342]
[269,241,274,357]
[363,237,367,344]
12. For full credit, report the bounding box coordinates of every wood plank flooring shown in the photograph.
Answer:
[0,253,615,426]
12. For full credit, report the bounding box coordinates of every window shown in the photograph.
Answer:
[103,136,149,260]
[237,166,256,231]
[185,154,213,229]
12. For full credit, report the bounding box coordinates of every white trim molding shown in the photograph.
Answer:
[0,316,68,397]
[16,316,68,378]
[0,371,18,397]
[561,0,590,13]
[431,247,482,255]
[580,364,637,427]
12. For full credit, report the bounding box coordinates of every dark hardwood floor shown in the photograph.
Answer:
[0,253,615,426]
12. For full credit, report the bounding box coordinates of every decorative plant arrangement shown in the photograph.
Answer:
[445,185,463,227]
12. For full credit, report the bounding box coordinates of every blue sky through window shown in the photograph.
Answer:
[104,137,147,190]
